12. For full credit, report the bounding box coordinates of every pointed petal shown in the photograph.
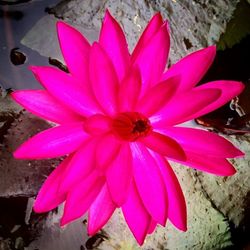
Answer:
[132,13,164,61]
[151,88,221,127]
[152,153,187,231]
[30,66,100,116]
[88,184,116,235]
[147,219,157,234]
[14,123,88,159]
[162,46,216,91]
[136,76,180,116]
[130,143,168,225]
[106,143,132,206]
[89,43,119,115]
[84,114,112,136]
[118,66,142,112]
[59,139,97,192]
[192,80,245,118]
[161,127,244,158]
[132,22,170,96]
[11,90,81,124]
[141,131,186,161]
[57,21,90,83]
[122,181,151,245]
[33,156,72,213]
[95,134,121,171]
[99,10,130,81]
[61,171,105,226]
[177,151,237,176]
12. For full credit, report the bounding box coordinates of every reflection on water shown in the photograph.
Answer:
[0,0,61,90]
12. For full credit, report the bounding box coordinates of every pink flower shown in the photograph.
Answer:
[12,10,244,245]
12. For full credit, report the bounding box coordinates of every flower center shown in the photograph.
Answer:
[112,112,152,141]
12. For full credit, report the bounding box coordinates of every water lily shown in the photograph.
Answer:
[12,10,244,245]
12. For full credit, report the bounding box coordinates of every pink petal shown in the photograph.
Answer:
[99,10,130,81]
[130,143,168,225]
[88,184,116,235]
[151,88,221,127]
[95,133,121,171]
[118,66,142,112]
[140,131,186,161]
[190,80,245,118]
[11,90,81,124]
[132,12,163,61]
[61,171,105,226]
[177,151,237,176]
[162,46,216,91]
[56,21,90,83]
[30,66,100,117]
[14,123,88,159]
[132,22,170,96]
[89,43,119,115]
[152,153,187,231]
[106,143,132,206]
[122,181,151,245]
[147,219,157,234]
[136,76,180,116]
[161,127,244,158]
[59,139,98,193]
[84,114,112,136]
[33,156,72,213]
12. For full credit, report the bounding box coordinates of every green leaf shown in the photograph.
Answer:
[217,0,250,50]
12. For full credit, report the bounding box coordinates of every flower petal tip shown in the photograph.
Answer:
[180,225,188,232]
[227,167,237,176]
[234,149,245,158]
[102,10,117,30]
[33,201,47,214]
[60,217,69,227]
[104,9,112,19]
[56,20,67,29]
[87,227,96,237]
[13,145,36,159]
[29,65,40,76]
[13,148,25,159]
[10,91,17,101]
[209,44,216,51]
[33,206,43,214]
[238,81,245,92]
[56,20,75,36]
[205,45,216,58]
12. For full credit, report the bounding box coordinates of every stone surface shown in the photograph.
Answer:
[50,0,239,64]
[196,134,250,227]
[0,95,60,197]
[21,0,239,65]
[98,167,233,250]
[27,206,87,250]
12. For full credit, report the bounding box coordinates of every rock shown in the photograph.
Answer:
[21,14,99,63]
[21,0,239,65]
[49,0,239,64]
[0,95,60,197]
[195,134,250,247]
[21,15,63,62]
[27,206,87,250]
[97,167,233,250]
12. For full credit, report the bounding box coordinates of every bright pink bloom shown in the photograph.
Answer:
[12,11,244,245]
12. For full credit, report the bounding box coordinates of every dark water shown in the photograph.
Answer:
[0,0,61,90]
